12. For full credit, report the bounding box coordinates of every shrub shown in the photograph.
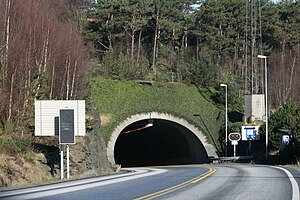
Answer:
[7,136,32,154]
[190,58,217,87]
[268,103,300,161]
[4,121,14,134]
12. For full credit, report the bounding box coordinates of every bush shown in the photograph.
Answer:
[7,136,32,154]
[98,51,151,80]
[190,58,217,87]
[4,121,14,134]
[268,103,300,161]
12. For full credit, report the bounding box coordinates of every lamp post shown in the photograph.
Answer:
[220,83,228,157]
[258,55,268,159]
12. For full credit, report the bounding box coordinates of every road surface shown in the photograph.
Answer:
[0,164,298,200]
[159,164,299,200]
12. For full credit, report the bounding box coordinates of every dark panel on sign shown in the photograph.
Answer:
[59,109,75,144]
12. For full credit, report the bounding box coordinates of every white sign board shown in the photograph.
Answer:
[35,100,85,136]
[241,126,260,141]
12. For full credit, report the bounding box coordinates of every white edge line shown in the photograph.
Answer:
[271,166,299,200]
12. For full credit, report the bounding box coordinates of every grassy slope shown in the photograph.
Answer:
[90,77,224,152]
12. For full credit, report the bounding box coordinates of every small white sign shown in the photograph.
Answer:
[282,135,290,145]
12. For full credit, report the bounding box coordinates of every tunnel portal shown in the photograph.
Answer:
[114,119,208,167]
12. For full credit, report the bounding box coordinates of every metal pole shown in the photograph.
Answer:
[265,58,268,159]
[220,83,228,157]
[258,55,268,160]
[67,144,70,179]
[225,86,228,157]
[233,144,236,158]
[60,149,64,180]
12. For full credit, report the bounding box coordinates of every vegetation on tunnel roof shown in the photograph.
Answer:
[90,77,224,152]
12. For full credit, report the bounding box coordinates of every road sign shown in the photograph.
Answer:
[229,133,241,142]
[59,109,75,144]
[229,133,241,158]
[241,126,260,140]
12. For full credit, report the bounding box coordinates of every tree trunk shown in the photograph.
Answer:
[70,60,77,99]
[284,55,296,104]
[23,26,33,114]
[49,60,55,99]
[182,24,188,49]
[137,30,142,64]
[66,54,71,100]
[8,68,16,121]
[131,14,136,63]
[3,0,11,87]
[196,38,199,61]
[106,13,113,49]
[35,21,50,99]
[280,39,286,106]
[152,8,160,79]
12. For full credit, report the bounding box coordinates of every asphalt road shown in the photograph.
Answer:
[160,164,300,200]
[0,166,209,200]
[0,164,299,200]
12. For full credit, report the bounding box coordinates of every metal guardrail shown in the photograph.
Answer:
[209,155,254,163]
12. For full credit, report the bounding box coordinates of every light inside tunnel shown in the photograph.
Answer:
[114,119,209,167]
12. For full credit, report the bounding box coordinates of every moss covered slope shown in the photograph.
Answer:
[90,77,223,152]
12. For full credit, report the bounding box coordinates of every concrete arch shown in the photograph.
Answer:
[107,112,218,166]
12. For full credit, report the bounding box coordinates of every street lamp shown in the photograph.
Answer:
[258,54,268,159]
[220,83,228,157]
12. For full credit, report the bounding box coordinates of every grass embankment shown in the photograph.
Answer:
[90,77,224,152]
[0,134,59,188]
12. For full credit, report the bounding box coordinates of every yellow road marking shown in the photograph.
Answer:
[134,167,216,200]
[192,168,217,183]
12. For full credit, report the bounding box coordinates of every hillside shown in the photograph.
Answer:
[90,77,224,152]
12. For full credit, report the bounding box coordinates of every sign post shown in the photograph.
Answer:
[66,145,70,179]
[228,133,241,157]
[60,148,64,180]
[59,109,74,180]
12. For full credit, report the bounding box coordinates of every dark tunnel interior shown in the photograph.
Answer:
[114,119,208,167]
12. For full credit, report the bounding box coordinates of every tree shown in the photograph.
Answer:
[265,1,300,106]
[0,0,90,132]
[84,0,124,53]
[82,0,300,106]
[195,0,246,73]
[268,103,300,162]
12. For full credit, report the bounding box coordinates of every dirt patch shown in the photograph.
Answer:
[100,114,112,126]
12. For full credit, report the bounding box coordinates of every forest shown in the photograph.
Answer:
[0,0,90,132]
[0,0,300,156]
[83,0,300,108]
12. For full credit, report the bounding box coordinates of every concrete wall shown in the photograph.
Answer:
[107,112,218,166]
[245,94,265,121]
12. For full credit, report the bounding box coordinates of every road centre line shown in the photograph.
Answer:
[192,168,217,183]
[135,168,216,200]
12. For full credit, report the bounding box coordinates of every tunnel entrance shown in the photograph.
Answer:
[114,119,208,167]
